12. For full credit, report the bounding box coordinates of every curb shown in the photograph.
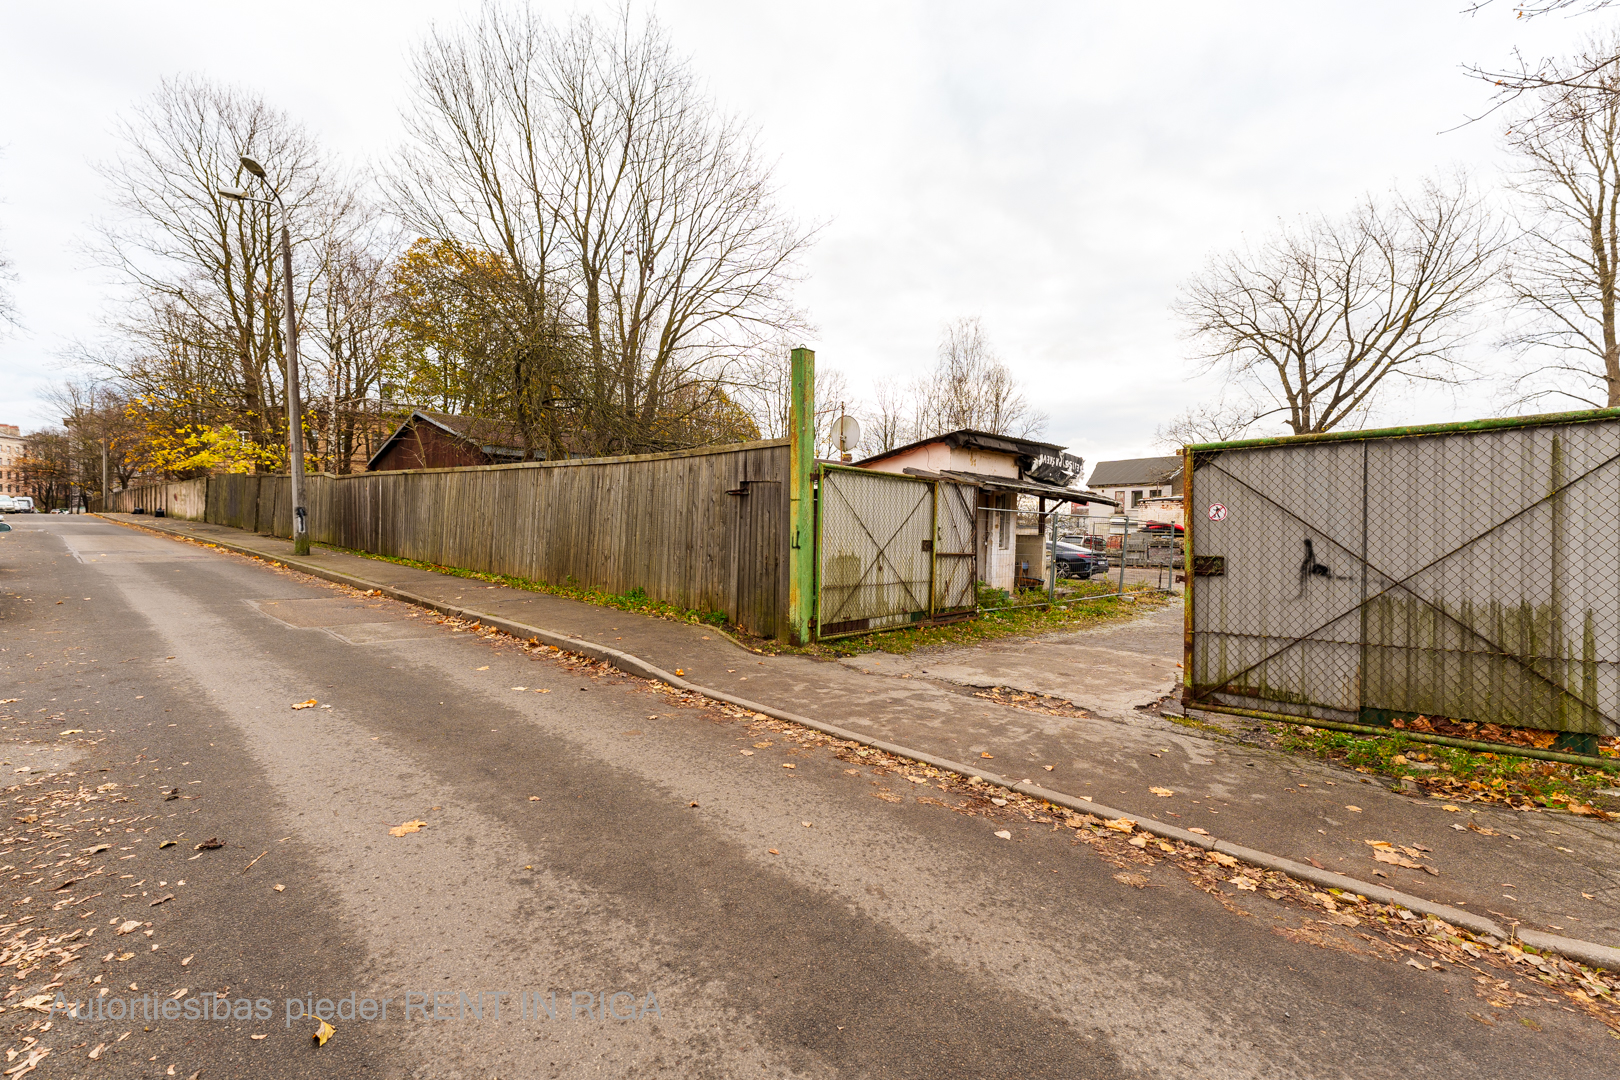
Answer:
[97,514,1620,974]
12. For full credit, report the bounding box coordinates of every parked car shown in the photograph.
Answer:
[1060,534,1107,554]
[1049,540,1108,578]
[3,496,35,513]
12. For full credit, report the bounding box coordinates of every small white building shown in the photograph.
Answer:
[854,429,1118,592]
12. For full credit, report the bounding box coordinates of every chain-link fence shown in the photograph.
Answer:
[1187,411,1620,748]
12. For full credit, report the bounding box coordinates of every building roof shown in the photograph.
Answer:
[897,467,1119,505]
[856,428,1068,468]
[1087,455,1183,489]
[366,410,529,470]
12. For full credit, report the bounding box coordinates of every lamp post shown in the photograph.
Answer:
[219,154,309,555]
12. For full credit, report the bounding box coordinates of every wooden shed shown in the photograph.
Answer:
[366,411,529,472]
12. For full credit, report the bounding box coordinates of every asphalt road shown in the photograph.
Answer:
[2,515,1615,1079]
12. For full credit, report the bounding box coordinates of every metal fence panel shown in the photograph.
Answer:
[817,468,935,637]
[1188,414,1620,739]
[933,481,978,614]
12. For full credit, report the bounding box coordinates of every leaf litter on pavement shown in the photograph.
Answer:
[284,567,1620,1040]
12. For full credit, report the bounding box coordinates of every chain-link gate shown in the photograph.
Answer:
[1186,413,1620,749]
[816,467,977,639]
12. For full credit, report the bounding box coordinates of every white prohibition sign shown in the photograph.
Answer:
[1207,503,1228,522]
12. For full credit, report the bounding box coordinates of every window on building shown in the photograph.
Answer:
[1131,489,1144,507]
[998,499,1011,549]
[1149,488,1162,498]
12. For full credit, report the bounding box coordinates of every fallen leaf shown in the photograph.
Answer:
[150,894,174,907]
[1442,805,1462,812]
[1208,852,1239,867]
[1043,765,1055,771]
[528,795,540,801]
[1373,849,1425,870]
[1406,958,1429,970]
[980,752,994,759]
[675,669,684,676]
[59,729,85,736]
[1149,787,1175,797]
[194,837,224,851]
[116,920,142,935]
[994,830,1012,839]
[475,666,489,671]
[801,821,813,828]
[181,955,193,966]
[1344,805,1362,813]
[88,1044,106,1059]
[1113,872,1151,888]
[1128,835,1150,848]
[1102,817,1137,833]
[781,763,795,770]
[251,1034,268,1040]
[169,987,189,999]
[872,791,903,803]
[290,699,318,710]
[388,820,427,837]
[1306,857,1326,869]
[159,840,177,849]
[273,884,285,892]
[767,848,779,854]
[1230,876,1258,891]
[313,1019,336,1046]
[990,797,1009,806]
[510,687,526,691]
[1188,827,1211,836]
[688,801,699,808]
[905,775,928,784]
[739,750,754,756]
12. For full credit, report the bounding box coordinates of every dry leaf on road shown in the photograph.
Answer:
[1103,818,1137,833]
[290,699,318,710]
[1150,787,1175,797]
[1229,876,1258,891]
[994,830,1012,839]
[1344,805,1362,813]
[388,820,427,837]
[115,920,142,935]
[313,1019,336,1046]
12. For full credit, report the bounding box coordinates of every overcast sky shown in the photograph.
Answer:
[0,1,1592,465]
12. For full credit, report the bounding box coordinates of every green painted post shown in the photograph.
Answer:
[788,346,816,644]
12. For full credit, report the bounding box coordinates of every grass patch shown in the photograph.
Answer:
[817,580,1169,656]
[317,544,729,629]
[319,543,1170,657]
[1274,724,1617,812]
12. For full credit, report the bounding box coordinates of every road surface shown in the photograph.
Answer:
[1,515,1612,1078]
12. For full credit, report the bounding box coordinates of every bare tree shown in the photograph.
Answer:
[94,76,343,456]
[1152,402,1262,450]
[0,232,15,330]
[1174,177,1503,436]
[1464,2,1620,121]
[1502,35,1620,408]
[393,2,811,455]
[910,318,1046,440]
[866,377,909,453]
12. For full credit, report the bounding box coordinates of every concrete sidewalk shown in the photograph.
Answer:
[105,512,1620,951]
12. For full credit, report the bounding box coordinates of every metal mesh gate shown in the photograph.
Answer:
[1187,413,1620,743]
[816,468,977,639]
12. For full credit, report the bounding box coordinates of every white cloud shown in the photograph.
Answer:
[0,0,1586,464]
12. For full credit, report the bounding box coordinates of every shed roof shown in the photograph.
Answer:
[1086,455,1183,489]
[366,410,529,471]
[855,428,1067,468]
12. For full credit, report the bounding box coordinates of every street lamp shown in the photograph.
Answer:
[219,153,309,555]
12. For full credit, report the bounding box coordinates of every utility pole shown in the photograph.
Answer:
[787,346,815,646]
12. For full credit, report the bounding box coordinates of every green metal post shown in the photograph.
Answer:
[788,346,816,644]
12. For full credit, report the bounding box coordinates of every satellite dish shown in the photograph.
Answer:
[835,415,862,454]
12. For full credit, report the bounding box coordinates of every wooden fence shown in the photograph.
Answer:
[100,439,792,638]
